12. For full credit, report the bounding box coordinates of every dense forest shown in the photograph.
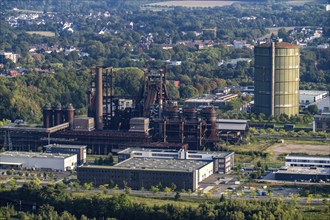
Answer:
[0,0,329,123]
[0,181,313,220]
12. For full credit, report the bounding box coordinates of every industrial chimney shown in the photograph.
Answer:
[42,103,52,128]
[95,67,103,130]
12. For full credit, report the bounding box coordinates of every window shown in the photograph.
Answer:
[188,155,202,159]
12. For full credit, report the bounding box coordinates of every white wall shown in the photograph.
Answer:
[197,162,214,182]
[0,155,77,171]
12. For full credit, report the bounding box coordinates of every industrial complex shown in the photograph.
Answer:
[0,41,329,191]
[0,67,249,153]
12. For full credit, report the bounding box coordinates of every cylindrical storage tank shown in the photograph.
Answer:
[165,106,179,120]
[254,42,300,116]
[43,103,52,128]
[95,67,103,130]
[183,107,197,120]
[66,103,75,128]
[201,107,216,124]
[54,104,62,126]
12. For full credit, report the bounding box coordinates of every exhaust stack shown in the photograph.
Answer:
[95,67,103,130]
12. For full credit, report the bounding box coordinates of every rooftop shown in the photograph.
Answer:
[299,90,329,96]
[0,122,69,134]
[115,157,210,172]
[44,144,87,149]
[277,167,330,175]
[0,151,75,159]
[286,154,330,160]
[216,119,248,124]
[216,119,248,131]
[256,42,300,49]
[118,148,233,159]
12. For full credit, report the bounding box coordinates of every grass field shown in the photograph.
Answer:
[228,139,275,152]
[147,1,242,8]
[26,31,55,37]
[227,138,329,166]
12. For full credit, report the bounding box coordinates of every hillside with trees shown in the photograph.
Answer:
[0,0,329,122]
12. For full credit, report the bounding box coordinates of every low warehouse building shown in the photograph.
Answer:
[78,158,213,191]
[275,167,330,182]
[78,148,234,191]
[0,151,77,171]
[117,148,234,174]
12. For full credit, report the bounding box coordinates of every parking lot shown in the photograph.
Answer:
[198,174,242,194]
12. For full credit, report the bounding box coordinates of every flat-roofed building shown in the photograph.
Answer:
[285,154,330,168]
[299,90,329,107]
[0,151,77,171]
[0,162,23,169]
[78,158,213,191]
[78,148,234,191]
[275,167,330,182]
[43,144,87,165]
[117,148,234,174]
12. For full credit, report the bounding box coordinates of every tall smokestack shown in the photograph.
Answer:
[66,103,75,129]
[95,67,103,130]
[43,103,52,128]
[54,103,62,126]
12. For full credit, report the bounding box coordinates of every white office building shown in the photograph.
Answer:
[118,148,234,174]
[285,154,330,168]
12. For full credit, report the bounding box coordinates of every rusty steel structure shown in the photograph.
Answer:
[160,106,218,150]
[87,66,141,131]
[143,67,169,118]
[87,66,111,130]
[42,103,75,129]
[201,107,217,148]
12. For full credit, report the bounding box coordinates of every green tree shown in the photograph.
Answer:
[164,187,172,195]
[151,186,159,194]
[307,104,318,115]
[82,183,92,191]
[9,178,17,190]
